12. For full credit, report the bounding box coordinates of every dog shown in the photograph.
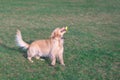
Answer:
[16,27,67,66]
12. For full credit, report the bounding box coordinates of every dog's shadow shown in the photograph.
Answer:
[0,42,50,64]
[0,43,27,58]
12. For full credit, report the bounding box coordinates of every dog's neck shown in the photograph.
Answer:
[50,36,64,40]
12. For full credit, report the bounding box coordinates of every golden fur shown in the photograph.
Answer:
[16,27,67,66]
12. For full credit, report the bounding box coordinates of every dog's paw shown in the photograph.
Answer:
[28,57,34,63]
[30,60,34,63]
[35,56,40,60]
[51,62,56,66]
[61,63,65,66]
[40,58,45,61]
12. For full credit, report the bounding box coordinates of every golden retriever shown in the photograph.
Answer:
[16,27,67,66]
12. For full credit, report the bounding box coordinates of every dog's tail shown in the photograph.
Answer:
[15,29,29,49]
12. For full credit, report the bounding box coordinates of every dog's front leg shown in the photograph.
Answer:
[59,54,65,66]
[58,48,65,66]
[51,55,56,66]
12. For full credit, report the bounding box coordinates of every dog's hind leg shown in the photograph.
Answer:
[51,55,56,66]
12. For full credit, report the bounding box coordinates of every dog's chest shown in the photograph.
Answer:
[53,39,64,48]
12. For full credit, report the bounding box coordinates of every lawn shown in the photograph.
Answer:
[0,0,120,80]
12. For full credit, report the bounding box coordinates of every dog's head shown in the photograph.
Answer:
[50,27,67,39]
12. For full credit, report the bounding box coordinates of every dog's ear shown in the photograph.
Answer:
[50,28,60,38]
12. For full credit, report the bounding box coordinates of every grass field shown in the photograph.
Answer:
[0,0,120,80]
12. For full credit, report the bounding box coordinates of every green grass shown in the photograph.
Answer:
[0,0,120,80]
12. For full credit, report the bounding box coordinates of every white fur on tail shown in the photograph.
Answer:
[16,30,29,49]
